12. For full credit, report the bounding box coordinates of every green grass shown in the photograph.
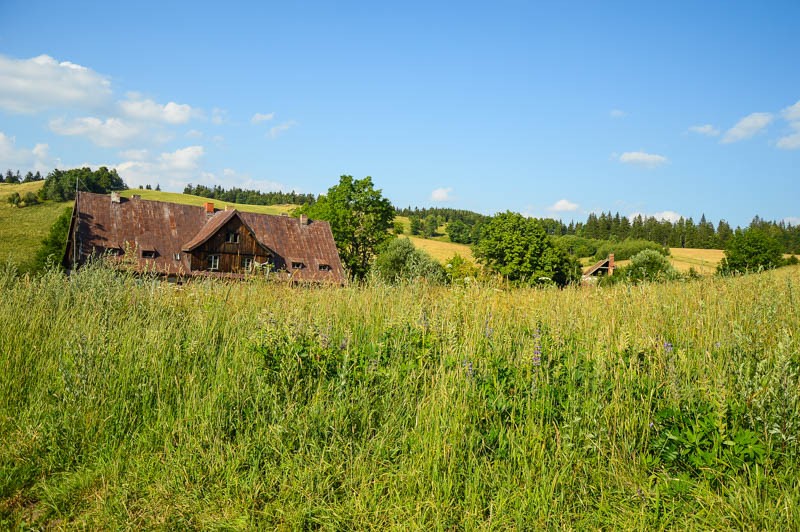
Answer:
[119,189,297,215]
[0,196,72,270]
[1,265,799,528]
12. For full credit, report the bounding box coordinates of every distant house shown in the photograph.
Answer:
[582,254,615,282]
[63,191,347,283]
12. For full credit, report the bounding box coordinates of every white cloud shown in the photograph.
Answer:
[114,145,204,189]
[49,116,143,147]
[783,217,800,226]
[610,109,626,118]
[251,112,275,123]
[721,112,773,143]
[211,108,227,125]
[269,120,297,139]
[618,151,668,168]
[0,54,112,113]
[119,148,149,161]
[158,145,204,171]
[777,100,800,150]
[430,187,453,202]
[0,132,58,172]
[548,199,579,212]
[629,210,683,223]
[120,94,195,124]
[688,124,720,136]
[186,129,203,138]
[783,100,800,122]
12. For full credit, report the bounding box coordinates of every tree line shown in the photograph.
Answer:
[3,169,44,183]
[183,184,316,207]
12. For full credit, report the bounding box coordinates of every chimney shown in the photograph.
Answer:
[608,253,615,276]
[110,191,121,204]
[299,214,308,225]
[204,202,214,214]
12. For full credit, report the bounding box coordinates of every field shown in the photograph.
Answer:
[119,189,296,216]
[1,265,799,528]
[0,182,71,270]
[408,235,474,262]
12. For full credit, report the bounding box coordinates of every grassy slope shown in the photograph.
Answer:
[119,189,297,215]
[1,266,799,528]
[0,182,71,269]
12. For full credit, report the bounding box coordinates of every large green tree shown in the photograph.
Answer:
[718,228,784,274]
[473,211,581,286]
[300,175,394,280]
[40,167,126,201]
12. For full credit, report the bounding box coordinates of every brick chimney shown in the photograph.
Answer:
[608,253,615,276]
[204,202,214,214]
[110,191,121,204]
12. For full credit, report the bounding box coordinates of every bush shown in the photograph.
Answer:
[718,228,783,274]
[372,238,445,284]
[604,249,678,285]
[554,235,601,258]
[443,253,480,284]
[593,239,669,261]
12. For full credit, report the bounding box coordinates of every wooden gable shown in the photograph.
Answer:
[187,214,273,273]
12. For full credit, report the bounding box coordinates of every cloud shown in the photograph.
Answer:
[629,210,683,223]
[783,217,800,226]
[721,112,773,143]
[548,199,579,212]
[688,124,720,137]
[119,148,149,161]
[251,112,275,123]
[430,187,453,202]
[211,108,227,125]
[777,100,800,150]
[185,129,203,138]
[0,131,58,172]
[269,120,297,139]
[0,54,112,113]
[610,109,626,118]
[617,151,668,168]
[120,94,195,124]
[49,116,143,147]
[114,145,204,189]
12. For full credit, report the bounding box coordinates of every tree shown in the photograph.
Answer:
[40,167,126,201]
[31,206,73,272]
[447,220,471,244]
[718,228,784,274]
[300,175,394,280]
[473,211,581,286]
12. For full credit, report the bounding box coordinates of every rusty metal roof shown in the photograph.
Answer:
[68,192,348,283]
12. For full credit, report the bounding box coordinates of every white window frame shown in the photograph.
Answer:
[208,254,220,271]
[241,256,253,270]
[226,232,240,243]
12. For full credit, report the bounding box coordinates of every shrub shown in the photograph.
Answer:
[718,228,783,274]
[593,239,669,261]
[443,253,480,284]
[372,237,445,284]
[605,249,678,284]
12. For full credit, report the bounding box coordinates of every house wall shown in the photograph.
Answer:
[189,217,273,273]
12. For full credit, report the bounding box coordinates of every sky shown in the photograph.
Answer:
[0,0,798,228]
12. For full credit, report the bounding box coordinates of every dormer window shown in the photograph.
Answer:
[142,250,157,259]
[319,264,331,271]
[173,253,181,261]
[226,232,240,243]
[291,261,305,269]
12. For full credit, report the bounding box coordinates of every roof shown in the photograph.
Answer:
[583,256,613,276]
[67,192,347,283]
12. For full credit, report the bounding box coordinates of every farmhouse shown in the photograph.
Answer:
[63,191,347,283]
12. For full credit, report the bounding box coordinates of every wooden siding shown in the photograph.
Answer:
[189,216,272,273]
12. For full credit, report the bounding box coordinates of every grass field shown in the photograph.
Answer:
[119,189,297,216]
[0,182,70,270]
[1,265,798,528]
[408,235,474,262]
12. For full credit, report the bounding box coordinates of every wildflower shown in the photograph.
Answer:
[533,355,541,366]
[663,341,673,353]
[463,360,474,378]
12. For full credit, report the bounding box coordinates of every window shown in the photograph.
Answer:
[208,254,220,270]
[226,232,240,243]
[241,256,253,270]
[142,250,157,259]
[173,253,181,261]
[291,261,305,269]
[319,264,331,271]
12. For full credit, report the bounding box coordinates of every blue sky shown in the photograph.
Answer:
[1,1,798,227]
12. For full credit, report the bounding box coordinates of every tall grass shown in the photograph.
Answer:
[1,264,798,528]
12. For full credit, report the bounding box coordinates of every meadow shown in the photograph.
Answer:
[1,263,798,528]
